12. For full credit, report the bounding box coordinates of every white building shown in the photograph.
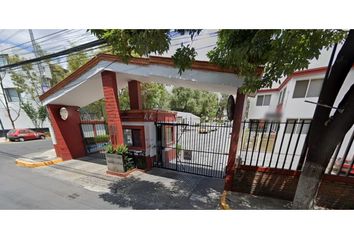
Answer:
[246,46,354,169]
[175,111,201,124]
[0,54,50,133]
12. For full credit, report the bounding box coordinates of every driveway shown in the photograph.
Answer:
[1,139,224,209]
[34,155,224,209]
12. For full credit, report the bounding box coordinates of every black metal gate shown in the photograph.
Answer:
[154,122,232,178]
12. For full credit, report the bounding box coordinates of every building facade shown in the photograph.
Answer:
[246,47,354,169]
[0,54,50,133]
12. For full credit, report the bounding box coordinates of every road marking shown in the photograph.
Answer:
[220,190,231,210]
[15,158,63,168]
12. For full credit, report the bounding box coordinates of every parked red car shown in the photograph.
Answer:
[7,129,46,142]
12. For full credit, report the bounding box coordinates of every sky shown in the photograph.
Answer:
[0,29,218,70]
[0,29,97,68]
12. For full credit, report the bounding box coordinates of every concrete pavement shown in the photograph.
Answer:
[34,155,224,209]
[0,140,224,209]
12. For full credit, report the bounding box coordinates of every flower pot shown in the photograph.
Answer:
[105,153,125,173]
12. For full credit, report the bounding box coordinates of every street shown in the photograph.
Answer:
[0,139,223,209]
[0,140,128,209]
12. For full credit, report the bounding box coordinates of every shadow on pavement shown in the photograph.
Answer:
[98,169,224,209]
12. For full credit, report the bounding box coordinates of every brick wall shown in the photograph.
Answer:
[232,165,354,209]
[101,70,124,146]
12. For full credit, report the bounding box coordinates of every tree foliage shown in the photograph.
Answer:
[67,50,89,73]
[21,102,47,128]
[169,87,218,120]
[141,83,170,109]
[90,30,201,72]
[208,30,347,92]
[49,63,68,86]
[118,82,170,111]
[92,29,347,93]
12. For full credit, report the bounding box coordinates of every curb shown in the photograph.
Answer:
[16,158,63,168]
[220,190,231,210]
[106,168,146,178]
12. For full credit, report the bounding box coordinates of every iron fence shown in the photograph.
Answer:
[239,120,354,177]
[154,121,233,178]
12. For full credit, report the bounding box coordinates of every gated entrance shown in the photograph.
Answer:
[154,122,232,178]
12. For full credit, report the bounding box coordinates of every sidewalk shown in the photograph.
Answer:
[33,156,224,209]
[224,191,292,209]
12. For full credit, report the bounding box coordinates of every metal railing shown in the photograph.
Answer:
[239,120,354,176]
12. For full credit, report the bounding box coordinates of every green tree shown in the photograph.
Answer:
[9,55,48,127]
[21,102,47,128]
[49,63,68,86]
[118,87,130,111]
[142,83,170,109]
[67,50,89,73]
[169,87,218,120]
[118,83,170,111]
[216,93,229,121]
[92,29,354,208]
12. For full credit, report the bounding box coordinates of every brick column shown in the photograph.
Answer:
[128,80,142,110]
[224,90,246,191]
[47,104,86,160]
[101,70,124,147]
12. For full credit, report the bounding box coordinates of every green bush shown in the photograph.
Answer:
[94,135,109,143]
[105,143,134,171]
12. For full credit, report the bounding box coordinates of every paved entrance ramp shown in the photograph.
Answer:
[99,168,224,209]
[34,156,224,209]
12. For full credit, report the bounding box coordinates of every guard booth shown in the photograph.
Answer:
[120,110,176,169]
[39,53,247,178]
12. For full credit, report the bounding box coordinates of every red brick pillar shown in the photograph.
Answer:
[128,80,142,110]
[47,104,86,160]
[101,70,124,147]
[224,90,246,191]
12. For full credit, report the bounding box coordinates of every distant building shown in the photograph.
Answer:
[175,111,200,124]
[246,46,354,163]
[0,54,51,134]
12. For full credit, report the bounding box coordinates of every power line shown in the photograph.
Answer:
[0,29,70,52]
[0,39,107,71]
[8,44,108,72]
[6,32,96,58]
[0,30,22,44]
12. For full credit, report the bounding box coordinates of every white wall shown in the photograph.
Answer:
[248,92,280,120]
[0,71,50,130]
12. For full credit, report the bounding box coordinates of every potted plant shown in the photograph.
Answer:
[105,143,135,173]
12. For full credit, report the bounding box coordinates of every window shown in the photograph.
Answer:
[0,54,8,67]
[306,79,323,97]
[4,88,20,102]
[285,118,312,134]
[256,95,264,106]
[293,80,309,98]
[296,119,312,134]
[293,79,323,98]
[256,94,271,106]
[278,88,286,104]
[123,128,142,147]
[249,119,270,132]
[285,119,298,133]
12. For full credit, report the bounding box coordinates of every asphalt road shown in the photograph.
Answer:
[0,139,124,209]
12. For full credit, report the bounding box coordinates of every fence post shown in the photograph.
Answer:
[224,90,246,191]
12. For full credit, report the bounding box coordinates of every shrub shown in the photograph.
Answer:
[94,135,109,143]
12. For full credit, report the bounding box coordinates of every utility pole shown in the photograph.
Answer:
[28,29,50,93]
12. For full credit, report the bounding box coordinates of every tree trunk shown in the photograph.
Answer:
[292,30,354,209]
